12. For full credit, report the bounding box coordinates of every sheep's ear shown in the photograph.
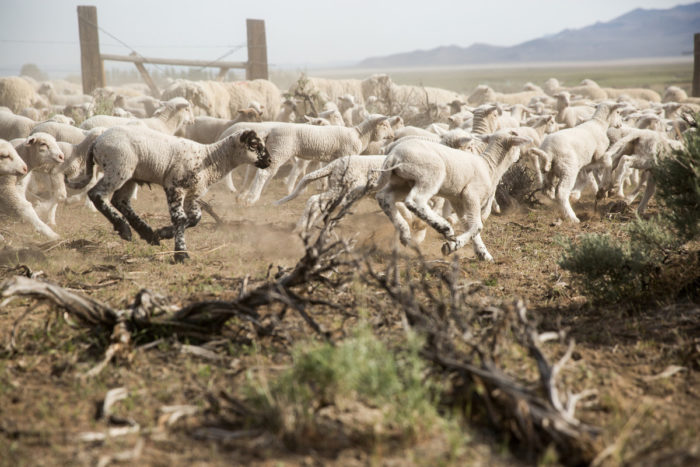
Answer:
[239,129,256,145]
[303,115,313,122]
[24,136,37,146]
[175,102,190,110]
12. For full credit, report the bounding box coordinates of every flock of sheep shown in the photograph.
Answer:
[0,72,694,261]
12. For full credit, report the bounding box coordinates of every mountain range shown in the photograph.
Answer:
[357,2,700,68]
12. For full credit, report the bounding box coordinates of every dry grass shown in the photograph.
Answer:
[0,166,698,465]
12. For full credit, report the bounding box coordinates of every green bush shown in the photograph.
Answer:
[243,327,439,447]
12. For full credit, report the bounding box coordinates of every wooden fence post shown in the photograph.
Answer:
[77,5,105,94]
[693,33,700,97]
[246,19,268,80]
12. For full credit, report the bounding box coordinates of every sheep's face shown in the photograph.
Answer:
[373,118,394,141]
[608,108,623,129]
[238,108,263,123]
[304,115,330,126]
[239,130,271,169]
[25,133,65,166]
[544,116,558,134]
[0,142,27,176]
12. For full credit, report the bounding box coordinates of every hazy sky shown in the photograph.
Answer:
[0,0,687,77]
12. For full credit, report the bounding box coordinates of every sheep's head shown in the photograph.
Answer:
[467,85,494,105]
[372,116,395,141]
[237,108,263,122]
[0,141,27,176]
[239,130,270,169]
[304,115,331,126]
[24,132,65,166]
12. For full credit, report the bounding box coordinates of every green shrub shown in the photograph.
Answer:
[243,327,439,448]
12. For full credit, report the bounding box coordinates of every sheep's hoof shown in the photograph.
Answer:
[146,235,161,246]
[156,226,175,239]
[174,251,189,263]
[117,225,132,241]
[441,241,457,256]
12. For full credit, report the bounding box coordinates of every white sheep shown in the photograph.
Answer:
[375,130,532,260]
[531,103,622,223]
[467,84,541,106]
[177,108,263,144]
[554,92,595,129]
[0,77,38,113]
[38,82,93,107]
[27,127,107,225]
[80,97,194,135]
[0,111,35,140]
[543,78,607,100]
[604,129,684,213]
[239,115,395,205]
[161,79,281,120]
[0,135,64,239]
[29,121,89,144]
[66,126,271,262]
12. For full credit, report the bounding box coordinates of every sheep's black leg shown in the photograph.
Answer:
[156,196,202,239]
[111,180,160,245]
[164,186,189,263]
[88,183,132,241]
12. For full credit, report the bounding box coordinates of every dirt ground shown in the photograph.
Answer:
[0,171,698,466]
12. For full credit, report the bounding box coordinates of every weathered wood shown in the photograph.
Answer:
[130,52,160,97]
[693,33,700,97]
[77,6,105,94]
[246,19,268,80]
[216,67,230,81]
[100,53,247,69]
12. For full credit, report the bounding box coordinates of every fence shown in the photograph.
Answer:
[77,5,268,96]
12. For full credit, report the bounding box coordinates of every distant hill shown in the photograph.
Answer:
[357,3,700,68]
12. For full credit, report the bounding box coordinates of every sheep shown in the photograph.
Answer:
[0,135,64,240]
[530,103,623,223]
[661,86,700,104]
[554,92,595,129]
[543,78,608,100]
[26,128,107,225]
[113,94,163,118]
[375,130,532,260]
[467,84,541,106]
[161,79,281,120]
[516,115,559,186]
[66,126,271,262]
[0,111,35,140]
[0,77,38,113]
[276,98,298,122]
[603,87,661,103]
[177,108,263,144]
[370,76,466,116]
[239,115,395,205]
[30,121,88,144]
[0,139,28,176]
[603,129,684,213]
[38,82,93,107]
[80,97,194,135]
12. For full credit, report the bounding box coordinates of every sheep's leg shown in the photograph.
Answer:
[88,179,132,241]
[527,151,545,187]
[164,187,189,263]
[156,196,202,239]
[296,193,322,232]
[12,196,60,241]
[111,180,160,245]
[284,158,310,195]
[612,155,634,198]
[570,170,592,201]
[555,172,580,223]
[224,172,237,193]
[636,174,655,215]
[376,182,412,246]
[401,175,454,242]
[441,198,492,261]
[43,172,67,227]
[239,166,279,206]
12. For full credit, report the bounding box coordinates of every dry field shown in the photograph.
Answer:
[0,161,698,466]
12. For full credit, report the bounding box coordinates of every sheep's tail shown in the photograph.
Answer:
[273,161,336,206]
[529,148,552,172]
[371,162,405,173]
[65,141,96,190]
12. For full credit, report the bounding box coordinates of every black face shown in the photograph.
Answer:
[240,131,271,169]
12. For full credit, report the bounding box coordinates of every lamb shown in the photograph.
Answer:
[467,85,541,106]
[38,82,93,107]
[0,139,28,176]
[543,78,608,101]
[516,115,559,186]
[604,129,684,214]
[177,108,263,144]
[554,92,595,129]
[66,126,271,262]
[0,111,35,140]
[0,135,64,240]
[239,115,395,205]
[531,103,623,223]
[275,155,388,231]
[160,79,281,120]
[375,130,532,260]
[26,128,107,225]
[276,98,298,122]
[0,77,38,113]
[602,86,661,103]
[30,121,89,144]
[80,97,194,135]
